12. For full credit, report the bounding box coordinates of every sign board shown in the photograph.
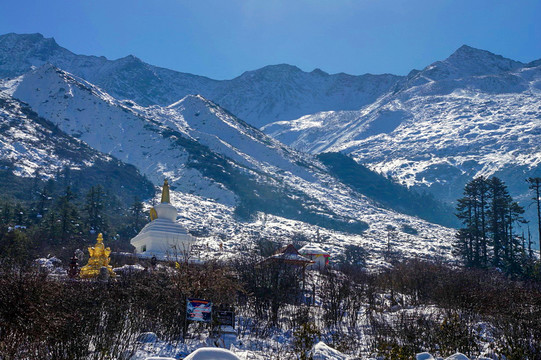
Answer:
[214,310,235,327]
[186,298,212,322]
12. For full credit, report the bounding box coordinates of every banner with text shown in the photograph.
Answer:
[186,298,212,322]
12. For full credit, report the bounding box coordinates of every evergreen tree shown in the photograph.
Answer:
[84,185,107,235]
[454,177,489,267]
[56,186,81,244]
[487,177,510,268]
[30,168,43,203]
[34,183,53,223]
[41,209,59,243]
[455,177,526,273]
[528,226,534,259]
[1,202,11,225]
[527,177,541,259]
[13,203,25,226]
[476,178,489,265]
[129,197,144,234]
[503,201,526,273]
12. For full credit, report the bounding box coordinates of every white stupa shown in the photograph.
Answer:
[130,179,195,260]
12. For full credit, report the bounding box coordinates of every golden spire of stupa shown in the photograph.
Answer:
[161,179,170,203]
[79,233,116,279]
[149,179,169,221]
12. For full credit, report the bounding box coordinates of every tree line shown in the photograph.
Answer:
[0,179,146,262]
[454,176,541,277]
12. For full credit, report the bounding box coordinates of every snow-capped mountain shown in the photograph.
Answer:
[0,88,101,178]
[0,33,217,108]
[0,33,401,127]
[264,46,541,241]
[0,88,154,200]
[6,32,535,254]
[0,64,456,264]
[205,65,400,127]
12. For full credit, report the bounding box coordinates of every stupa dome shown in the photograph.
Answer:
[130,179,195,259]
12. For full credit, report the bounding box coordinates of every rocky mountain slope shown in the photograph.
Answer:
[0,64,455,265]
[0,33,401,127]
[0,88,154,203]
[264,46,541,242]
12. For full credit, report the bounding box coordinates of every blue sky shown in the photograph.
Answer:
[1,0,540,79]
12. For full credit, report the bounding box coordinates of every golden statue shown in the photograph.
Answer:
[150,207,158,221]
[79,233,116,279]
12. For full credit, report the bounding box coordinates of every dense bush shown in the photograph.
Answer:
[0,249,540,359]
[0,261,240,360]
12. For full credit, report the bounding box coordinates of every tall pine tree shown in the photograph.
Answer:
[56,186,81,244]
[84,185,108,235]
[527,177,541,260]
[454,177,490,267]
[455,177,526,273]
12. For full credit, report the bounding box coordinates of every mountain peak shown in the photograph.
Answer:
[0,32,59,49]
[238,64,304,79]
[451,44,481,55]
[414,45,525,82]
[0,33,70,79]
[311,68,329,76]
[117,54,143,63]
[260,64,303,72]
[448,45,514,62]
[444,45,523,74]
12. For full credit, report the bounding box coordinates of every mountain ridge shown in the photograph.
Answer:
[263,53,541,245]
[0,88,154,204]
[0,32,403,127]
[5,33,536,130]
[3,32,539,251]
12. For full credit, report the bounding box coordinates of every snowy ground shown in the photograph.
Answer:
[168,190,456,268]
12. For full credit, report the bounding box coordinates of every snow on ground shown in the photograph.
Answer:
[169,190,455,267]
[266,85,541,195]
[125,298,493,360]
[0,89,111,178]
[183,348,241,360]
[311,342,348,360]
[347,90,541,189]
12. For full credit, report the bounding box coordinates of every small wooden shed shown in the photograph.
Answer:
[298,244,330,269]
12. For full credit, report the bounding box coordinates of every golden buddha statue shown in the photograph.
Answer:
[79,233,116,279]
